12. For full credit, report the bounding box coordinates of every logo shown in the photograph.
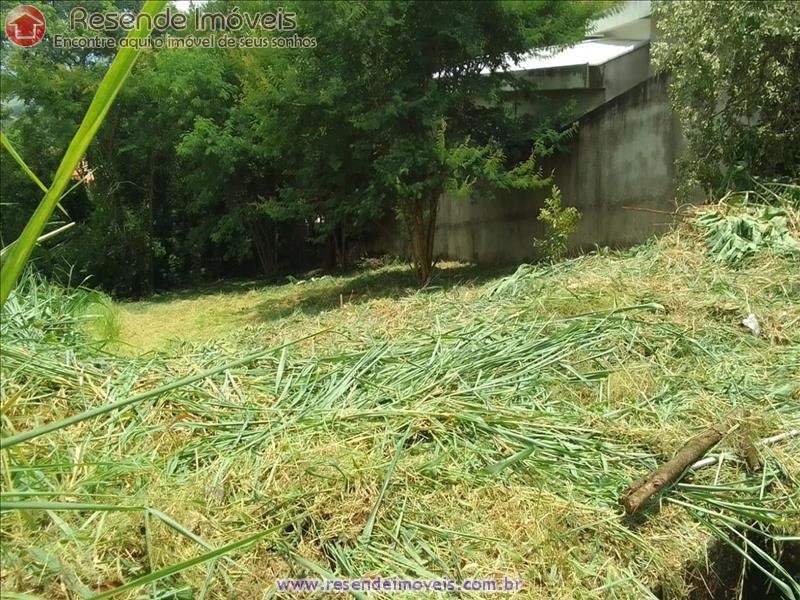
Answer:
[5,5,46,47]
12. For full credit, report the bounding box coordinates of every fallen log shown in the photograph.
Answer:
[620,418,737,514]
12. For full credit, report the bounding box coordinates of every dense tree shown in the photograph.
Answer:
[2,0,608,292]
[1,1,142,291]
[1,1,268,294]
[267,0,607,282]
[653,0,800,195]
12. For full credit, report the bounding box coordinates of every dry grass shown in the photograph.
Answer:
[1,204,799,600]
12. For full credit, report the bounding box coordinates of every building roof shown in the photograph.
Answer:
[481,0,652,75]
[482,39,647,75]
[590,0,651,38]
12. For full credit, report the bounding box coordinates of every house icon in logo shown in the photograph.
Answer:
[5,5,47,47]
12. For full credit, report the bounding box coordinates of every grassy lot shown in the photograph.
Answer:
[115,261,510,354]
[1,204,799,600]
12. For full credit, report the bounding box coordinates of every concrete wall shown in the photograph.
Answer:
[428,74,684,263]
[366,2,677,263]
[511,42,650,120]
[599,43,652,101]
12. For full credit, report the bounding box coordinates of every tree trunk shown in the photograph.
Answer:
[402,195,438,285]
[331,223,348,269]
[145,155,155,295]
[249,217,277,276]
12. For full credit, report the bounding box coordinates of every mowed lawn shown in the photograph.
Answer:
[116,262,508,353]
[2,220,799,600]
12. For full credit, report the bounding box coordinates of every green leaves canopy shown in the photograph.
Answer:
[2,0,610,291]
[653,0,800,194]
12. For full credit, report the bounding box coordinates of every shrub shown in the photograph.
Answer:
[533,186,581,262]
[653,1,800,195]
[1,270,121,348]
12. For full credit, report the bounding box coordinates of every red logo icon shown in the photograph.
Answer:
[5,5,46,47]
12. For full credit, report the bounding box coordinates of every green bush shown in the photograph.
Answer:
[1,270,121,348]
[653,1,800,195]
[533,186,581,262]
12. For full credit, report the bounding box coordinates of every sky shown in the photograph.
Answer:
[172,0,207,11]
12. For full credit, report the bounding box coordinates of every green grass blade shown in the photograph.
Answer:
[0,501,142,512]
[0,0,167,307]
[88,516,305,600]
[0,222,75,261]
[479,444,536,475]
[361,425,411,541]
[0,329,328,449]
[0,132,69,218]
[146,506,235,570]
[284,550,369,600]
[1,131,50,194]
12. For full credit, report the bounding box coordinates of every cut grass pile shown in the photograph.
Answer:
[1,198,799,599]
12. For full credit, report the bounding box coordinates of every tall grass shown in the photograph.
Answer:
[0,270,121,348]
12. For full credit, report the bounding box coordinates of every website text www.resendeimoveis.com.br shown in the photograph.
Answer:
[275,576,524,594]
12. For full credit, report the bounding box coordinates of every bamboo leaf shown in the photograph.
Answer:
[479,444,536,475]
[0,132,55,198]
[0,222,75,262]
[0,132,70,220]
[0,0,167,306]
[361,425,411,541]
[284,550,369,600]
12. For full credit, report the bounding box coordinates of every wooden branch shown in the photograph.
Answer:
[620,418,737,514]
[688,428,799,471]
[759,429,800,446]
[737,420,762,473]
[740,435,762,473]
[621,206,690,218]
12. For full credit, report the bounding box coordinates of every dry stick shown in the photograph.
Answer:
[739,433,763,474]
[620,418,737,515]
[734,415,762,474]
[621,206,690,218]
[690,429,800,471]
[759,429,800,446]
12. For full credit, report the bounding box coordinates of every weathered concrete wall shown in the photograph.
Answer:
[429,74,684,263]
[511,42,650,120]
[600,43,652,101]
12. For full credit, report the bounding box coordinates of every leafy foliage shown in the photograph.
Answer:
[694,186,800,266]
[2,1,610,292]
[652,0,800,195]
[1,269,120,347]
[0,0,167,304]
[1,1,287,295]
[533,185,581,262]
